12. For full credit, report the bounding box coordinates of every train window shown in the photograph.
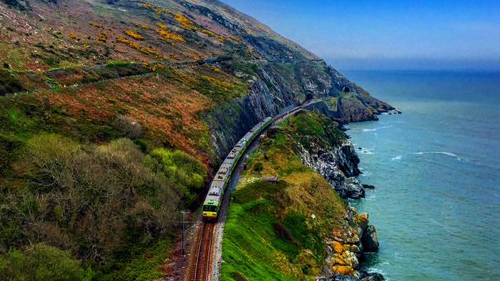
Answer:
[210,206,217,212]
[203,205,210,211]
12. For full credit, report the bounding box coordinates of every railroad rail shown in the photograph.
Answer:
[187,222,216,281]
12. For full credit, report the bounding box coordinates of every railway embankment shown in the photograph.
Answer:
[220,111,383,281]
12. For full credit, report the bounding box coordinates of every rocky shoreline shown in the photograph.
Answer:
[291,114,386,281]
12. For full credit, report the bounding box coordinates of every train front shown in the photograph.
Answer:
[202,202,218,221]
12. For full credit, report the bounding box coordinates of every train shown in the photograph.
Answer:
[202,117,272,221]
[201,100,318,221]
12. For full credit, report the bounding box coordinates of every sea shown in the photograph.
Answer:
[343,70,500,281]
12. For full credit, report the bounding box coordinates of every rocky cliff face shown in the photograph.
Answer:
[296,138,367,199]
[205,59,393,160]
[280,112,382,280]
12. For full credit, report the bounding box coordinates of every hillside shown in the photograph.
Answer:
[0,0,392,279]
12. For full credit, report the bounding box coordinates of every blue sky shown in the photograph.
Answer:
[221,0,500,70]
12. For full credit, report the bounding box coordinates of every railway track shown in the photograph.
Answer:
[186,222,216,281]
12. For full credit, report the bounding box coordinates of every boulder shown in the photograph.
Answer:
[361,225,379,252]
[330,274,359,281]
[338,177,365,199]
[357,213,369,232]
[333,266,355,276]
[333,241,344,254]
[361,273,385,281]
[362,184,376,189]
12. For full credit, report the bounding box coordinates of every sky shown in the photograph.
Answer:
[220,0,500,71]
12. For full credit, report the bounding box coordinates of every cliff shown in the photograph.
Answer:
[221,111,382,280]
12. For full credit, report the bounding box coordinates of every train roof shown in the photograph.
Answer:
[203,116,271,206]
[204,179,224,204]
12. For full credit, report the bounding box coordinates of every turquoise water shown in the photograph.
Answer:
[344,70,500,280]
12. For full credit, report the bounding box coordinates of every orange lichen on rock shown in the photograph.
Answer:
[333,266,355,276]
[124,30,145,40]
[333,241,344,254]
[334,258,346,266]
[358,213,369,223]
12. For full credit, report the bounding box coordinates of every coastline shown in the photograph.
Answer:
[298,115,388,281]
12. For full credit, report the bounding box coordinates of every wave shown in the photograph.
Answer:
[391,155,403,161]
[362,125,393,132]
[360,148,375,155]
[415,151,462,161]
[391,151,463,162]
[360,171,372,177]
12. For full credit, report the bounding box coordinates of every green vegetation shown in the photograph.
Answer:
[279,110,347,151]
[145,148,207,206]
[324,97,339,112]
[0,244,90,281]
[221,111,349,280]
[0,133,206,278]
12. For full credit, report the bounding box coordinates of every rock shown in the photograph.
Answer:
[338,177,365,199]
[330,272,361,281]
[333,266,355,276]
[361,273,385,281]
[361,225,379,252]
[333,241,344,254]
[323,265,334,277]
[357,213,369,232]
[362,184,375,189]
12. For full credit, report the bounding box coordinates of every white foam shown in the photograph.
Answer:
[360,171,372,177]
[362,125,393,132]
[391,155,403,161]
[414,151,462,161]
[361,149,375,155]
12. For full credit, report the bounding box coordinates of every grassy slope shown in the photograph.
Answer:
[221,111,350,280]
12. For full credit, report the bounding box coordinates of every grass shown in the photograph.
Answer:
[100,239,173,281]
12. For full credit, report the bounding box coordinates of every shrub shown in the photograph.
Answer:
[0,133,23,176]
[0,69,26,95]
[254,162,264,172]
[145,149,207,205]
[0,244,87,281]
[8,135,182,267]
[113,115,143,139]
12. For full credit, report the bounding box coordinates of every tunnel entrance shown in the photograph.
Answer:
[305,93,314,101]
[342,86,351,93]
